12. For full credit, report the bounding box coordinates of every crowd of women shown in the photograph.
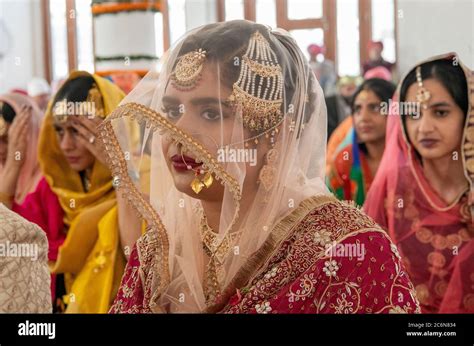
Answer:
[0,20,472,314]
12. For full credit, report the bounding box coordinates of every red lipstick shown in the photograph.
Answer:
[170,154,202,172]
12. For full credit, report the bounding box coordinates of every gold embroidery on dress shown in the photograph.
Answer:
[219,199,421,314]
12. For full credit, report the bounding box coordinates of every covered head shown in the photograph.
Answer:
[0,92,43,203]
[100,20,329,312]
[38,71,125,225]
[363,53,473,312]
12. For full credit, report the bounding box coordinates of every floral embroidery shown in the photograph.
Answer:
[288,274,316,303]
[223,200,420,314]
[264,266,278,279]
[323,260,340,277]
[313,229,332,246]
[255,301,272,314]
[333,293,354,314]
[110,197,420,314]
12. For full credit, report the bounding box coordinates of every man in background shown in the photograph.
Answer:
[362,41,394,75]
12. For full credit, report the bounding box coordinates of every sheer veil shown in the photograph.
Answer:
[100,20,330,312]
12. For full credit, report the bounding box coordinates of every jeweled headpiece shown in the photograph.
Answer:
[416,66,431,109]
[228,31,284,133]
[171,48,207,91]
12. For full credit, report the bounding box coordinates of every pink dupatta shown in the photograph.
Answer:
[0,93,43,203]
[364,53,474,313]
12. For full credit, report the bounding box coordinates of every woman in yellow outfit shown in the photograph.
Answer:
[35,71,142,313]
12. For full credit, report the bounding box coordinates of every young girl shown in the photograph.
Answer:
[364,53,473,313]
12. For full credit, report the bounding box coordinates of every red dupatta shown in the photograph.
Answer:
[110,196,420,314]
[364,53,474,313]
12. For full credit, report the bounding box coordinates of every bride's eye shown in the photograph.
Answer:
[201,109,221,121]
[161,106,181,120]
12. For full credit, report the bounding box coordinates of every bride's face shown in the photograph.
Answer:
[160,63,266,201]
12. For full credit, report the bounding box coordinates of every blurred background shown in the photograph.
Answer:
[0,0,472,94]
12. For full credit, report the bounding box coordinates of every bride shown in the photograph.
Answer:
[100,20,419,313]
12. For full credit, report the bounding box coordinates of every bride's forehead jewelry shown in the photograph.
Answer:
[171,48,207,91]
[228,31,284,136]
[415,66,431,110]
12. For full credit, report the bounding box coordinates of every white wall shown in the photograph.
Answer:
[397,0,474,76]
[185,0,216,31]
[0,0,45,94]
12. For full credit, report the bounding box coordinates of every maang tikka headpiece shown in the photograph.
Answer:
[228,31,284,133]
[171,48,207,91]
[416,66,431,110]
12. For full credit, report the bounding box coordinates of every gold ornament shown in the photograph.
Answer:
[171,48,207,91]
[415,66,431,109]
[228,31,284,133]
[466,158,474,173]
[191,170,214,194]
[191,177,205,194]
[52,103,68,124]
[199,211,241,305]
[86,83,105,118]
[258,148,279,191]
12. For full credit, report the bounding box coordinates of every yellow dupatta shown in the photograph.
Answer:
[38,71,126,313]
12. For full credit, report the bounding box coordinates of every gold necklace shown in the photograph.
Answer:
[199,212,241,306]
